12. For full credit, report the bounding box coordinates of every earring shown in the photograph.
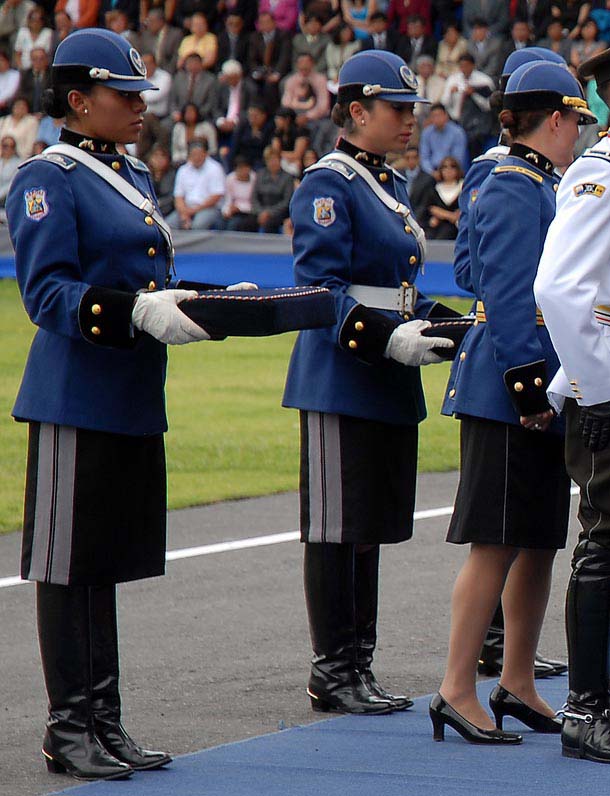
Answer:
[360,119,365,126]
[84,108,88,115]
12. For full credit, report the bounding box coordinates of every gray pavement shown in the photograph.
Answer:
[0,472,579,796]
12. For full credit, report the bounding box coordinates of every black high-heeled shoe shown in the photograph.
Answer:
[489,685,562,733]
[429,693,523,745]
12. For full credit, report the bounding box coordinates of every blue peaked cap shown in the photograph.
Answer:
[53,28,157,92]
[338,49,429,104]
[504,60,596,123]
[501,46,566,82]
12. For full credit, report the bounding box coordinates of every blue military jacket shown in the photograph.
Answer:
[7,141,171,436]
[282,141,438,426]
[442,148,563,432]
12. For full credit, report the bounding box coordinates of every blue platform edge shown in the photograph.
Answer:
[0,253,472,298]
[46,675,599,796]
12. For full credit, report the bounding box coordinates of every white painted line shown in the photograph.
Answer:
[0,486,581,591]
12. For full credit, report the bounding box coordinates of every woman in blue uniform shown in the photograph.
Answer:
[430,62,596,745]
[6,29,211,781]
[283,49,456,715]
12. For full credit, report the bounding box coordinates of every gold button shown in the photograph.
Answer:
[355,321,364,331]
[148,247,156,257]
[553,184,558,192]
[145,216,153,225]
[348,340,358,349]
[449,388,456,398]
[401,281,409,288]
[569,379,578,385]
[112,161,121,171]
[379,172,388,182]
[148,281,156,291]
[404,225,412,234]
[91,326,101,336]
[473,320,479,326]
[91,303,102,315]
[534,377,543,387]
[409,255,417,265]
[514,382,524,392]
[460,351,466,361]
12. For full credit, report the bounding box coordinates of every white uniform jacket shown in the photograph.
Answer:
[535,134,610,411]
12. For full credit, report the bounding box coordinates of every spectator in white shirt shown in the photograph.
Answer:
[441,52,495,122]
[171,102,218,165]
[0,134,19,205]
[0,49,20,117]
[14,6,52,70]
[217,156,257,231]
[137,50,172,158]
[0,95,38,157]
[414,55,446,123]
[166,137,225,230]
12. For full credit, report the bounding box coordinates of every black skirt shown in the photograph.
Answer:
[299,411,418,544]
[447,415,570,549]
[22,423,167,586]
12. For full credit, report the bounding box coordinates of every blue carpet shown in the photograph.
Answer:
[47,675,607,796]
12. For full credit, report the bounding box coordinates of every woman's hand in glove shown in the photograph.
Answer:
[132,289,210,345]
[384,319,454,366]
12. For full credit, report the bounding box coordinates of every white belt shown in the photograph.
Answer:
[347,284,417,315]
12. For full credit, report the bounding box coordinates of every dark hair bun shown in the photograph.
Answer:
[41,88,64,118]
[331,102,348,127]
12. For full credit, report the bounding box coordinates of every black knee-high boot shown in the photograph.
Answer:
[303,543,393,714]
[354,546,412,710]
[37,583,132,781]
[562,541,610,763]
[89,585,172,770]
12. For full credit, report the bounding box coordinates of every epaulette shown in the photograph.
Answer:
[582,149,610,163]
[493,164,543,184]
[472,151,506,165]
[125,154,150,173]
[305,158,356,181]
[18,152,76,171]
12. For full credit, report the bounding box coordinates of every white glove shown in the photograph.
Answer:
[384,319,454,366]
[132,289,210,345]
[226,281,259,290]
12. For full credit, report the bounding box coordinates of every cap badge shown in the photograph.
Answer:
[399,65,418,91]
[129,48,146,76]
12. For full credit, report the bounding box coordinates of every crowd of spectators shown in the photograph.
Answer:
[0,0,606,236]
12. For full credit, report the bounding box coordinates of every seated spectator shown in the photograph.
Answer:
[281,52,330,129]
[251,145,294,232]
[135,9,183,74]
[169,52,218,124]
[216,13,250,71]
[512,0,553,40]
[248,11,292,113]
[387,0,431,35]
[19,46,50,115]
[326,22,360,94]
[0,134,20,205]
[419,103,467,177]
[443,54,495,160]
[138,51,172,159]
[292,13,331,72]
[435,22,468,78]
[300,0,341,35]
[467,18,504,82]
[98,0,138,28]
[361,12,407,58]
[272,105,310,176]
[14,7,52,70]
[214,58,255,155]
[166,137,225,229]
[36,112,62,144]
[217,155,257,230]
[569,17,607,73]
[54,0,101,30]
[414,55,445,124]
[554,0,593,41]
[0,0,34,52]
[258,0,298,32]
[216,0,257,31]
[421,155,463,239]
[104,9,133,39]
[0,49,20,117]
[147,143,176,216]
[230,101,274,170]
[591,0,610,46]
[171,101,218,164]
[462,0,509,37]
[0,96,38,158]
[502,18,534,59]
[174,0,218,30]
[177,12,217,71]
[341,0,376,41]
[537,17,572,57]
[400,144,436,226]
[50,10,74,56]
[403,14,438,71]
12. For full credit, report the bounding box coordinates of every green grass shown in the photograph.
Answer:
[0,280,469,533]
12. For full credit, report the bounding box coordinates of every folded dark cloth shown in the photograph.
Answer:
[421,317,475,360]
[179,286,336,339]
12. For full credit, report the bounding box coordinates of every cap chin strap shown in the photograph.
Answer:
[89,67,147,81]
[362,83,416,97]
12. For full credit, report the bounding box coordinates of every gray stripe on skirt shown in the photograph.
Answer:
[27,424,76,585]
[306,412,343,543]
